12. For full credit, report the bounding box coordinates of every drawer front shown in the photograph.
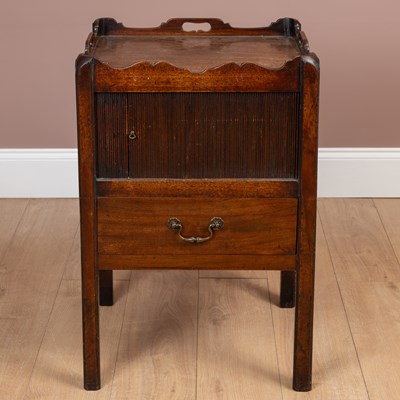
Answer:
[97,197,297,256]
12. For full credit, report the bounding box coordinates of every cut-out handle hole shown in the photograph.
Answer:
[182,22,211,32]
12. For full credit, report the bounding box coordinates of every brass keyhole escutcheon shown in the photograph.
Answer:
[129,130,137,140]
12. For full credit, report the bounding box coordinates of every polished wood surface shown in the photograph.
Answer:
[88,17,304,72]
[97,254,296,270]
[280,270,296,308]
[92,17,303,37]
[92,36,300,72]
[76,17,319,392]
[2,199,400,399]
[94,60,301,92]
[97,92,300,179]
[77,56,101,390]
[292,57,319,391]
[96,179,298,198]
[97,197,298,255]
[99,270,113,306]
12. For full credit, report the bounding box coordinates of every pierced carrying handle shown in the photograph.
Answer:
[161,18,232,32]
[167,217,224,244]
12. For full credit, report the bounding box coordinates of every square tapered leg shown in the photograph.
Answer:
[99,270,114,306]
[293,253,315,391]
[82,267,101,390]
[280,271,296,308]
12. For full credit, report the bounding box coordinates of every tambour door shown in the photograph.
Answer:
[96,92,300,179]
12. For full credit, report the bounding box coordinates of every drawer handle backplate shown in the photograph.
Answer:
[167,217,224,244]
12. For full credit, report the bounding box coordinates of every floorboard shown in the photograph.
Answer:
[374,198,400,264]
[318,198,400,282]
[0,199,78,399]
[24,279,129,400]
[62,205,131,282]
[197,278,282,400]
[0,198,398,399]
[110,270,198,400]
[63,227,132,281]
[268,216,369,399]
[339,280,400,400]
[0,199,28,258]
[320,199,400,400]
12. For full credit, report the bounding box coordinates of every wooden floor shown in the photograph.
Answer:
[1,199,400,399]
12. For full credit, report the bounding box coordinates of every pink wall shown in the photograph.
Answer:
[1,1,399,148]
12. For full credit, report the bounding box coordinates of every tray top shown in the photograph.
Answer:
[90,36,299,72]
[85,18,309,73]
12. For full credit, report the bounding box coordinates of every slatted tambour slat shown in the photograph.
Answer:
[96,93,128,178]
[124,92,299,179]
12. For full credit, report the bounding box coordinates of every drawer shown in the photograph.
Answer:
[97,197,298,256]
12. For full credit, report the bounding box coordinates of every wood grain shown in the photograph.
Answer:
[96,93,128,178]
[122,92,299,179]
[322,199,400,399]
[199,270,268,278]
[96,179,298,198]
[197,278,282,399]
[374,198,400,262]
[0,199,28,258]
[0,199,78,399]
[77,55,101,389]
[92,17,304,39]
[94,60,300,92]
[62,223,81,280]
[268,216,369,399]
[92,36,300,71]
[79,16,317,392]
[319,199,400,282]
[339,280,400,400]
[98,254,296,270]
[292,56,319,391]
[97,197,298,256]
[63,225,131,281]
[88,17,307,74]
[1,198,400,399]
[110,270,197,400]
[24,279,129,400]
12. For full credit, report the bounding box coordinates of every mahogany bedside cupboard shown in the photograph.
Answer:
[75,17,319,392]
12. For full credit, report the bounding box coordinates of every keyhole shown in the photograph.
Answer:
[129,130,137,140]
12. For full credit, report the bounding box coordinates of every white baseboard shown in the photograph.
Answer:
[0,148,399,198]
[0,149,78,198]
[318,148,400,197]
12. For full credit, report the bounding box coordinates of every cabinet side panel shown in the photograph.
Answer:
[96,93,128,178]
[127,92,299,179]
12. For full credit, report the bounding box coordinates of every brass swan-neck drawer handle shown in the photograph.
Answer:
[167,217,224,244]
